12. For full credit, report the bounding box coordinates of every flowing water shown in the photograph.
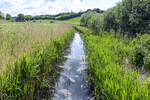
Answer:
[53,32,89,100]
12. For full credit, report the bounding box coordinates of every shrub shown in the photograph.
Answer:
[130,34,150,69]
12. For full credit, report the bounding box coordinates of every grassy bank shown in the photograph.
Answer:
[77,27,149,100]
[36,17,81,25]
[0,22,75,99]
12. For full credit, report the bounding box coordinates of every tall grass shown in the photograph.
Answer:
[0,22,74,99]
[0,22,72,72]
[78,27,149,100]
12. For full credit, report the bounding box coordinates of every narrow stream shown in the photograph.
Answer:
[53,32,89,100]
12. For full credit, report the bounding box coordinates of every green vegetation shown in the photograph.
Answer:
[36,17,81,25]
[31,8,102,21]
[8,11,82,22]
[6,13,12,20]
[80,0,150,70]
[78,0,150,99]
[130,34,150,69]
[0,8,102,22]
[57,17,81,25]
[77,27,149,100]
[0,22,72,72]
[81,0,150,37]
[16,13,26,22]
[0,11,4,19]
[0,22,74,99]
[0,0,149,99]
[0,10,80,99]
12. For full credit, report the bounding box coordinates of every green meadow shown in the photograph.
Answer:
[36,17,80,25]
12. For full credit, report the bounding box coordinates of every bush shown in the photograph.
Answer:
[130,34,150,69]
[80,0,150,36]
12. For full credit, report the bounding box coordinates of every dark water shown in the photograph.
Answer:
[53,32,89,100]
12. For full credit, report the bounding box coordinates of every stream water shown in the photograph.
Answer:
[53,32,89,100]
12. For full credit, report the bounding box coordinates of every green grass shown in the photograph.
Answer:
[0,22,72,72]
[0,22,74,99]
[57,17,80,25]
[36,17,81,25]
[77,27,149,100]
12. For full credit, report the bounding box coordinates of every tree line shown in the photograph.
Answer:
[0,8,103,22]
[81,0,150,37]
[0,11,12,20]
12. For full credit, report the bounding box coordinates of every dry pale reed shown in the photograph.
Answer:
[0,22,72,73]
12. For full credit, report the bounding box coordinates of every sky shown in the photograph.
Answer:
[0,0,121,16]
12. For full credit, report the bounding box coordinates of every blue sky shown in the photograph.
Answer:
[0,0,121,16]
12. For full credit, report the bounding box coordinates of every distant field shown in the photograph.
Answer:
[57,17,80,25]
[36,17,81,25]
[0,22,72,73]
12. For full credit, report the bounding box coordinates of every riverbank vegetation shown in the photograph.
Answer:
[77,26,149,100]
[80,0,150,70]
[79,0,150,99]
[81,0,150,36]
[0,0,149,99]
[0,22,75,99]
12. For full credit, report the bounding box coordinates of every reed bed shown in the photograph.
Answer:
[0,22,72,72]
[0,22,74,99]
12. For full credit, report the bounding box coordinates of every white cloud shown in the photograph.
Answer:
[0,0,120,16]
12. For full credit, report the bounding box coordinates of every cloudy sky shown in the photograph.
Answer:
[0,0,121,16]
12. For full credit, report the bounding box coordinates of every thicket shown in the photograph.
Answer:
[0,29,75,100]
[78,27,149,100]
[130,34,150,69]
[80,0,150,69]
[81,0,150,37]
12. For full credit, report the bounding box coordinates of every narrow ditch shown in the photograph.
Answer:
[53,32,89,100]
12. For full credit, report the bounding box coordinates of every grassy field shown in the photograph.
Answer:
[76,27,149,100]
[56,17,80,25]
[0,22,72,72]
[36,17,81,25]
[0,21,75,99]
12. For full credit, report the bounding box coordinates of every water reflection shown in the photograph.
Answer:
[53,32,89,100]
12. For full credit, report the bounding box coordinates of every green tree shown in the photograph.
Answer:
[88,14,101,34]
[0,11,4,19]
[80,11,96,27]
[16,13,25,22]
[6,13,12,20]
[24,15,32,21]
[103,10,117,32]
[129,0,150,34]
[119,0,133,36]
[80,0,150,36]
